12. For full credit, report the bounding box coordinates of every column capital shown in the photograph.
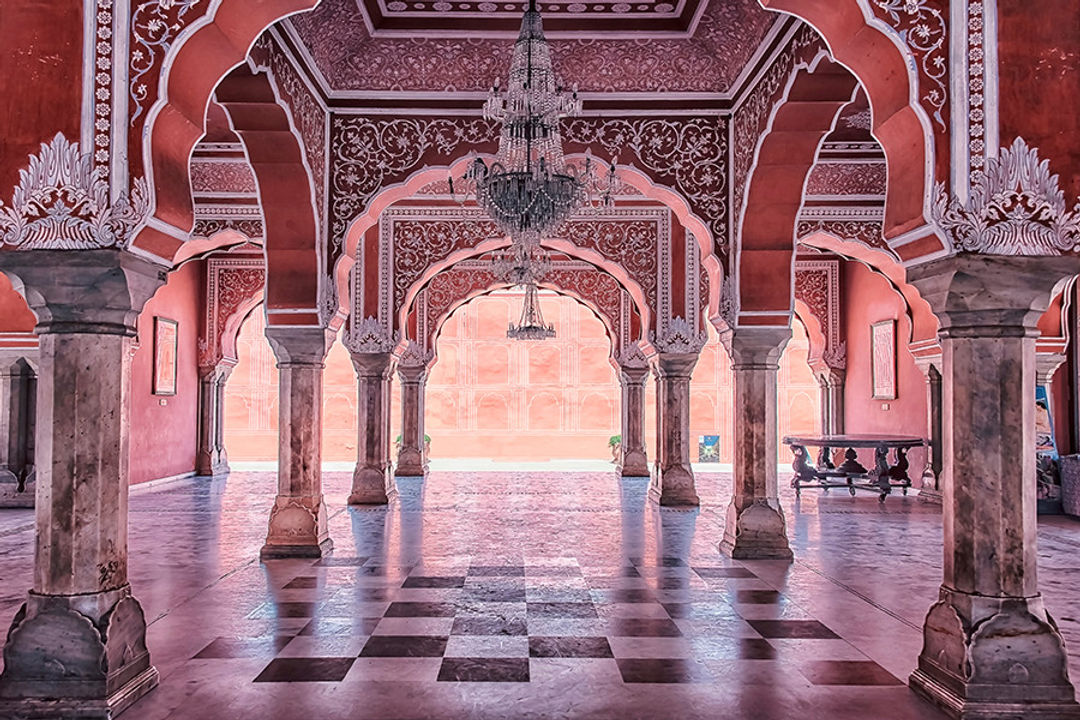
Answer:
[197,357,237,382]
[351,350,394,378]
[654,352,699,378]
[727,326,791,370]
[265,326,335,368]
[0,249,166,336]
[908,254,1080,336]
[397,363,427,383]
[618,364,650,385]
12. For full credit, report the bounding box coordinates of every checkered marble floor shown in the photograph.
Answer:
[8,469,1080,718]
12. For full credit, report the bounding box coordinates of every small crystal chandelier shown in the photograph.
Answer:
[450,0,616,245]
[508,283,556,341]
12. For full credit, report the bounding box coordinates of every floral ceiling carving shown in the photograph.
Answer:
[797,219,890,253]
[201,258,265,368]
[805,163,886,197]
[870,0,948,132]
[330,115,726,266]
[289,0,777,93]
[190,161,257,195]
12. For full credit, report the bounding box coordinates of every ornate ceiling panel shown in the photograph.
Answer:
[288,0,778,93]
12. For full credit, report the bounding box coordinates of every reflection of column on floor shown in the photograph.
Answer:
[0,250,162,717]
[617,356,651,477]
[721,326,793,561]
[261,326,335,560]
[195,360,235,477]
[0,351,36,507]
[651,351,701,506]
[349,350,396,504]
[908,255,1080,718]
[619,475,649,562]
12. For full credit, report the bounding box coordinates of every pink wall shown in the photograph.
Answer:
[224,292,820,464]
[0,272,35,332]
[843,261,928,471]
[128,262,202,485]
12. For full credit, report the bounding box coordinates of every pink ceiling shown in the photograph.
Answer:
[287,0,779,93]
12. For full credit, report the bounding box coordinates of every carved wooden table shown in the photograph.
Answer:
[781,434,927,501]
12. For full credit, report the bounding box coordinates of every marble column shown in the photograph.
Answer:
[721,326,793,560]
[395,362,428,478]
[817,368,845,436]
[915,357,944,503]
[261,326,335,559]
[650,353,700,506]
[0,249,164,718]
[618,364,651,477]
[0,353,36,507]
[195,361,234,477]
[908,255,1080,719]
[350,351,396,504]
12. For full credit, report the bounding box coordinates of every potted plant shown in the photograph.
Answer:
[608,434,621,463]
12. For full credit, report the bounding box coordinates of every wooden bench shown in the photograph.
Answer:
[781,434,927,501]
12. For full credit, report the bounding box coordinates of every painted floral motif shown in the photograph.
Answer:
[805,163,887,197]
[130,0,207,125]
[0,134,148,250]
[290,0,776,94]
[345,316,398,354]
[871,0,948,131]
[934,137,1080,255]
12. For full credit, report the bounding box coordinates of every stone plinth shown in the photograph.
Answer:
[261,326,335,559]
[350,351,396,504]
[908,254,1080,719]
[395,363,428,478]
[721,326,793,561]
[618,364,651,477]
[650,353,699,506]
[0,249,164,718]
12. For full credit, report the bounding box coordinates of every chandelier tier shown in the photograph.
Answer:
[507,283,556,341]
[453,0,614,244]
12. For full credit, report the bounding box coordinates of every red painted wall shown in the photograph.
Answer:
[129,262,202,485]
[0,0,82,194]
[842,262,928,471]
[0,272,35,332]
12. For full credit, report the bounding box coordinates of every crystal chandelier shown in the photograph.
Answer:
[508,283,556,341]
[491,243,552,285]
[450,0,615,244]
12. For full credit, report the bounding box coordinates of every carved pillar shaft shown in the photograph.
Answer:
[650,353,699,506]
[916,358,944,500]
[618,365,650,477]
[817,370,845,435]
[261,326,334,559]
[908,255,1080,718]
[721,326,793,561]
[0,250,164,717]
[350,351,396,504]
[0,355,36,507]
[195,362,233,477]
[395,363,428,478]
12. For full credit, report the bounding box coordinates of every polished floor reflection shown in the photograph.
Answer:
[3,471,1080,719]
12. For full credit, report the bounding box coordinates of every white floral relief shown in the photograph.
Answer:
[345,316,398,354]
[652,316,706,354]
[0,134,148,250]
[934,137,1080,255]
[872,0,948,131]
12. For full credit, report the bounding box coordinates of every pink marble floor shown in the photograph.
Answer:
[2,470,1080,719]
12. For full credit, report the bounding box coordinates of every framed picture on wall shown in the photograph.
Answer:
[153,317,178,396]
[871,319,896,400]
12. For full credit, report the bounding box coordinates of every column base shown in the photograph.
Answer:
[619,449,650,478]
[0,588,158,717]
[394,450,427,479]
[194,460,231,478]
[649,470,700,507]
[0,470,34,508]
[720,499,793,560]
[349,466,397,505]
[262,495,332,558]
[910,589,1080,719]
[261,537,334,560]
